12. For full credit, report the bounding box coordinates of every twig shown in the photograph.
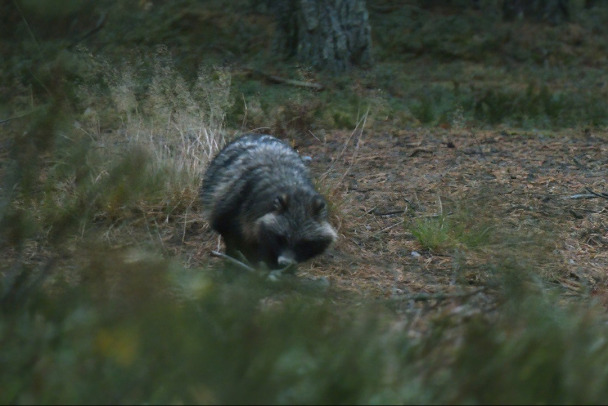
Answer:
[10,1,53,97]
[373,219,405,237]
[585,187,608,200]
[67,12,107,49]
[357,206,377,218]
[182,207,188,243]
[211,251,256,273]
[395,287,487,302]
[0,111,36,125]
[564,193,600,200]
[372,209,406,216]
[409,148,433,157]
[564,188,608,200]
[240,94,248,131]
[210,251,298,277]
[12,0,40,48]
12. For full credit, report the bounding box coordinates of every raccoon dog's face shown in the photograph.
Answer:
[254,191,337,268]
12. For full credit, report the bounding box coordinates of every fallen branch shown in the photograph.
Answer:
[243,68,324,90]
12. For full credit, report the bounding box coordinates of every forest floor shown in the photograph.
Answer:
[4,0,608,336]
[188,126,608,327]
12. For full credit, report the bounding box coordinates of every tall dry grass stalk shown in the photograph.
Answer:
[318,106,369,187]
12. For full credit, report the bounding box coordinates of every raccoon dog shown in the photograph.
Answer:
[200,134,337,269]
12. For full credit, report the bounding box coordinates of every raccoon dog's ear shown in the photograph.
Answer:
[312,195,326,216]
[273,194,289,213]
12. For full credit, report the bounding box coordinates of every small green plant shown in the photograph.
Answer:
[409,208,493,254]
[410,215,452,252]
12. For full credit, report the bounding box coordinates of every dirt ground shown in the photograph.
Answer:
[191,127,608,318]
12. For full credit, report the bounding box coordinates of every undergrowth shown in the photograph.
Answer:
[75,45,232,213]
[3,1,608,404]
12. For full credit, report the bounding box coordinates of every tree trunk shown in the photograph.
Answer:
[502,0,570,24]
[273,0,372,72]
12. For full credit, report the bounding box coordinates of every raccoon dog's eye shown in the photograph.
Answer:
[273,194,289,212]
[312,196,326,215]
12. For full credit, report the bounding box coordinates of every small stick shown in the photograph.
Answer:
[372,209,406,217]
[67,12,107,49]
[210,251,297,276]
[564,193,599,200]
[564,188,608,200]
[373,219,405,236]
[395,287,487,302]
[211,251,256,273]
[0,110,37,125]
[585,187,608,200]
[409,148,433,157]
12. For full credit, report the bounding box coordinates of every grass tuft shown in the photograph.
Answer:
[409,209,493,254]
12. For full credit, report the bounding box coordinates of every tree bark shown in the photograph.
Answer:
[273,0,372,72]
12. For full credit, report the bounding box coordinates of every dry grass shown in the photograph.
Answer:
[67,49,236,250]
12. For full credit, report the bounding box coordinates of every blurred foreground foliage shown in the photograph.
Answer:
[3,220,608,403]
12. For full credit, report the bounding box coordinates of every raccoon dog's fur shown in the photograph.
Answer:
[200,134,337,269]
